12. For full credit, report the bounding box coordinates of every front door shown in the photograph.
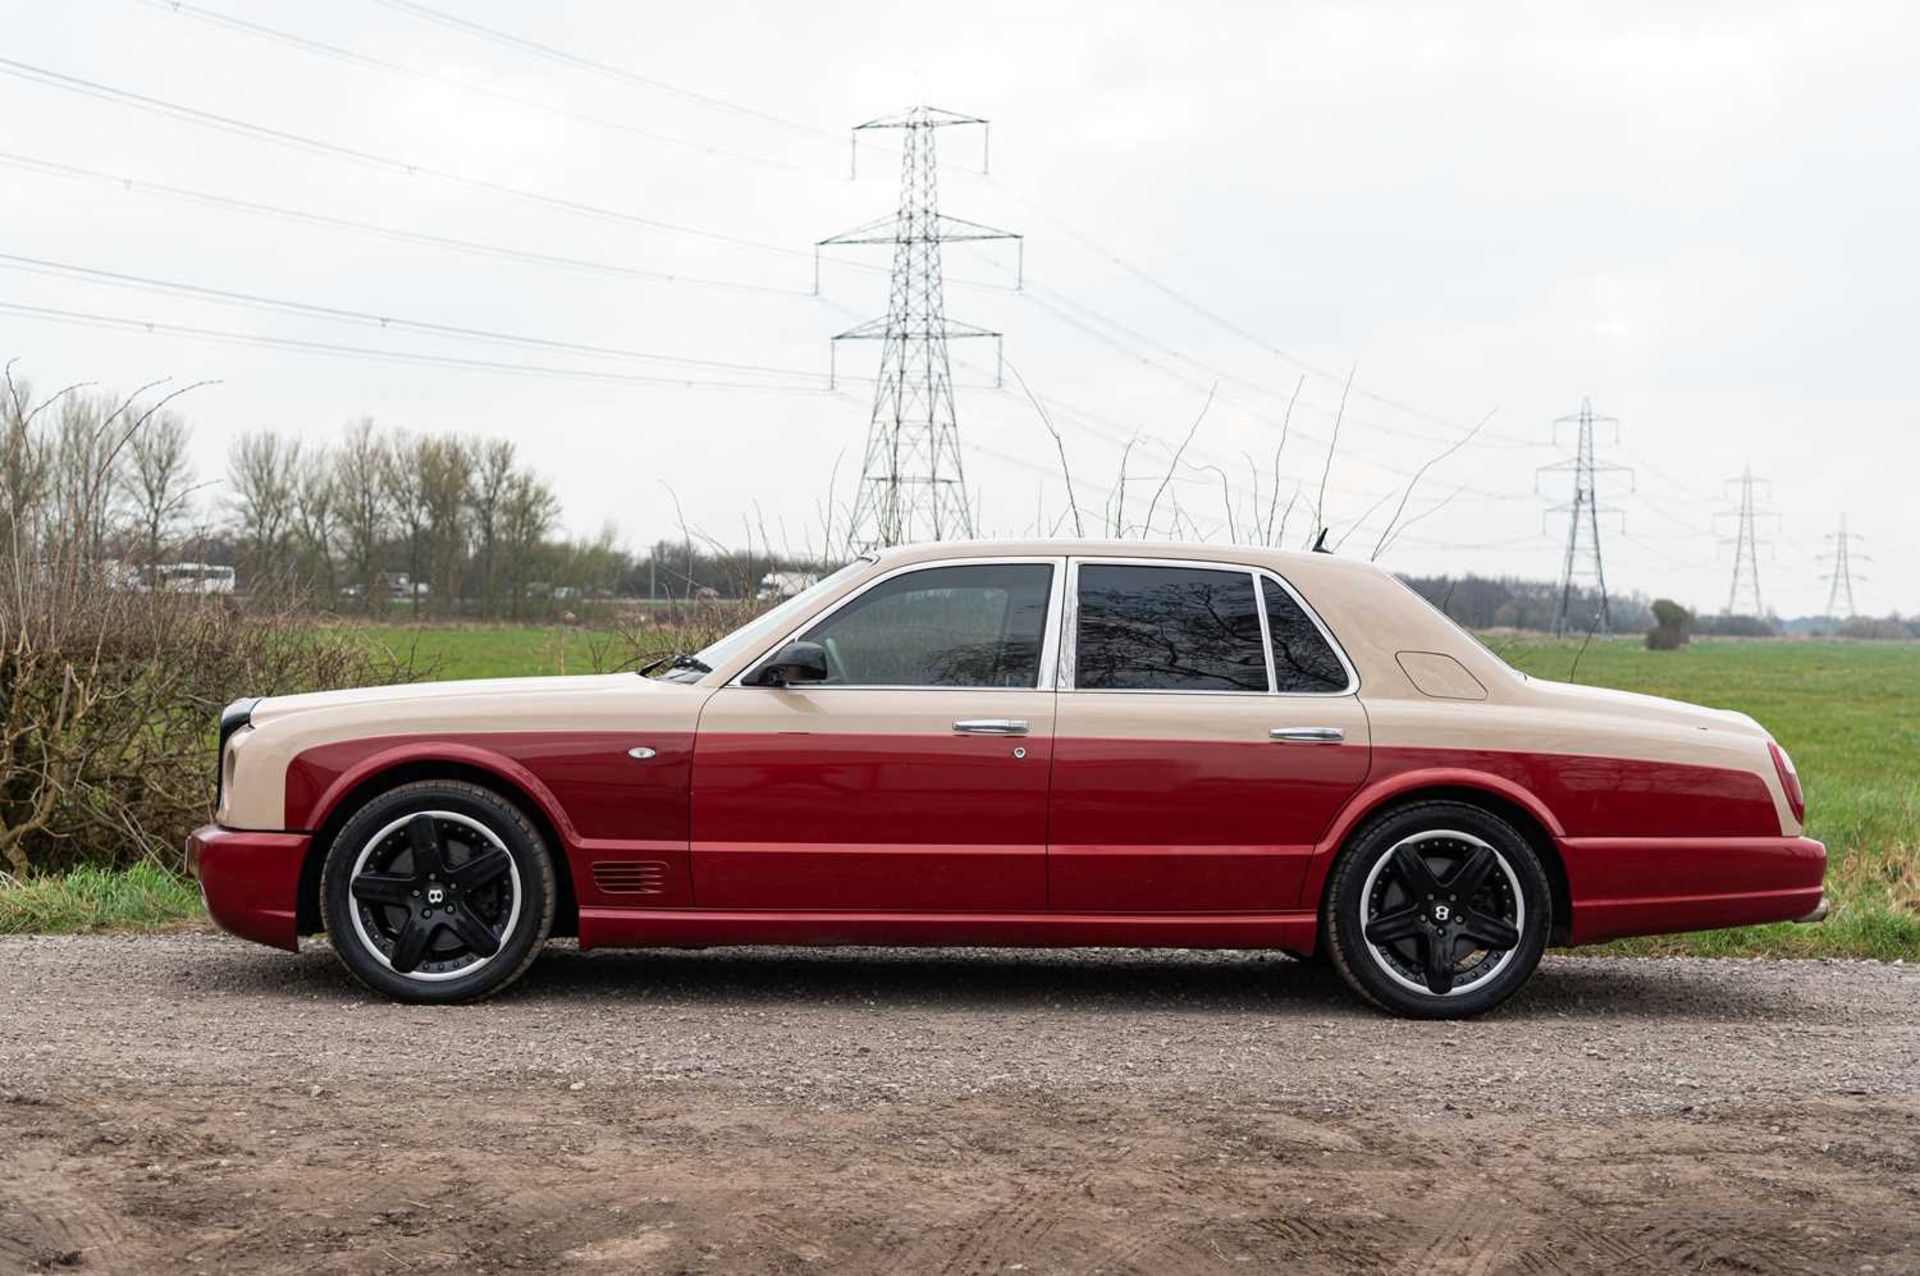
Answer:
[1048,560,1370,912]
[691,560,1062,911]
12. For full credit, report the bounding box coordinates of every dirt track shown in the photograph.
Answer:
[0,935,1914,1274]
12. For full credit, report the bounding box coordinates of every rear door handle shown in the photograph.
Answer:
[1269,726,1345,744]
[953,719,1029,736]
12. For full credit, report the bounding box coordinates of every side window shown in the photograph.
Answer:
[1075,564,1267,692]
[798,563,1053,688]
[1262,577,1350,693]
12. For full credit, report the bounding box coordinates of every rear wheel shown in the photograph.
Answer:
[319,780,555,1003]
[1324,801,1550,1019]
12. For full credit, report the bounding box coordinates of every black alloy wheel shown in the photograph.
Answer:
[320,780,555,1003]
[1325,801,1550,1019]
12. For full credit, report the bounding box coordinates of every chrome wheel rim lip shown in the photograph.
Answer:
[347,810,523,983]
[1358,828,1524,998]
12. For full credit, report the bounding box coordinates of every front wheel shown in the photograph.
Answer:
[1323,801,1550,1019]
[319,780,556,1003]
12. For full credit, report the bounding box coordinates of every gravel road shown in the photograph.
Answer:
[1,935,1915,1274]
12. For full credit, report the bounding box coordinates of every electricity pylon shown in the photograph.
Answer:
[1538,398,1631,636]
[1819,514,1866,619]
[1717,467,1775,616]
[816,106,1021,549]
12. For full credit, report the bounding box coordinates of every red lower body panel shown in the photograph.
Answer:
[1563,835,1826,944]
[576,907,1318,952]
[185,825,310,952]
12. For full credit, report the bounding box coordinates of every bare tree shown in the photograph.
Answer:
[467,438,515,618]
[293,445,339,603]
[500,468,558,619]
[416,435,473,619]
[228,431,300,589]
[122,411,198,571]
[388,432,430,617]
[334,418,390,615]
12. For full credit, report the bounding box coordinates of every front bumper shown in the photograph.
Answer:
[185,825,311,952]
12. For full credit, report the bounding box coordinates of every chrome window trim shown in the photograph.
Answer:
[1060,555,1360,698]
[731,555,1069,692]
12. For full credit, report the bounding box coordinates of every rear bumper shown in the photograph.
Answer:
[1792,895,1830,925]
[185,825,310,952]
[1564,835,1827,945]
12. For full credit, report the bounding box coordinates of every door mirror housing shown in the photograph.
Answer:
[745,640,830,687]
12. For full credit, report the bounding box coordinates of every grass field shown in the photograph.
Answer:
[347,623,631,680]
[6,627,1912,958]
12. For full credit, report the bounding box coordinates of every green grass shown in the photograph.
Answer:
[345,623,623,680]
[0,862,204,936]
[1492,636,1920,960]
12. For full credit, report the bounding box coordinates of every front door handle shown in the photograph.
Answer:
[1269,726,1345,744]
[953,719,1029,736]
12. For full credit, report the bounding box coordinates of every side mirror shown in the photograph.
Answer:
[745,640,830,687]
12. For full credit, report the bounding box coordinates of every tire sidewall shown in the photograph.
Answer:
[319,780,555,1003]
[1326,802,1551,1019]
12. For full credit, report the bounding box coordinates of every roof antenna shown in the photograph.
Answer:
[1311,527,1332,554]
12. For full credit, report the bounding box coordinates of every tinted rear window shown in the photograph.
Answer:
[1262,577,1349,693]
[1075,564,1267,691]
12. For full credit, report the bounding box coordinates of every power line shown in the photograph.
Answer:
[0,57,820,263]
[979,175,1538,447]
[171,0,1512,451]
[369,0,842,143]
[0,151,868,300]
[0,250,834,380]
[0,299,841,394]
[131,0,813,174]
[1015,274,1542,456]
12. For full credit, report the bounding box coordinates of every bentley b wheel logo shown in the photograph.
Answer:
[427,886,446,905]
[1432,903,1451,922]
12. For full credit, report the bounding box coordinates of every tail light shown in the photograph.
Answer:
[1768,741,1805,825]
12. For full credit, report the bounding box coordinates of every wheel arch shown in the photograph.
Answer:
[295,754,579,940]
[1308,775,1573,948]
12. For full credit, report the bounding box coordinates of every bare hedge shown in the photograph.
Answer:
[0,571,405,876]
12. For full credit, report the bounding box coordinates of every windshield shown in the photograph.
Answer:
[653,558,871,682]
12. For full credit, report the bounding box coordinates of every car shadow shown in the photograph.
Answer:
[185,939,1808,1023]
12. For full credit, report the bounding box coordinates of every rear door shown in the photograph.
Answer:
[1048,559,1370,912]
[691,558,1063,911]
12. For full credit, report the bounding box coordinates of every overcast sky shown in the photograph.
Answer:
[5,0,1915,616]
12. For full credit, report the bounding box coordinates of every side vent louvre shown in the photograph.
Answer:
[591,860,668,896]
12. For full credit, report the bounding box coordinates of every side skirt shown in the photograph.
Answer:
[576,908,1319,952]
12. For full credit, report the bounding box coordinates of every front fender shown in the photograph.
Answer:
[287,738,582,845]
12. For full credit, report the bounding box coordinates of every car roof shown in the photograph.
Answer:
[868,538,1388,581]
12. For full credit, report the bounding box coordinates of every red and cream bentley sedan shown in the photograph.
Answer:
[188,541,1825,1017]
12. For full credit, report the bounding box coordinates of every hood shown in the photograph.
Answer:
[249,672,679,727]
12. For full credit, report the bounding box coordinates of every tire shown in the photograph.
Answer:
[319,780,556,1004]
[1323,800,1550,1019]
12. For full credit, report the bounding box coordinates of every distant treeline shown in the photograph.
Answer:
[1,370,825,619]
[1404,574,1917,638]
